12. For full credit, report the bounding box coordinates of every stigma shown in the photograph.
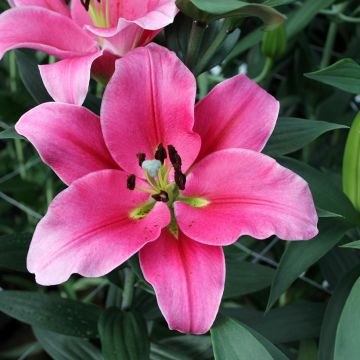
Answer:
[142,160,162,177]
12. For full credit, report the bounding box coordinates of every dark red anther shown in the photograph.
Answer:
[127,174,136,190]
[155,143,167,164]
[175,169,186,190]
[167,145,182,170]
[152,190,169,203]
[136,153,146,167]
[80,0,91,11]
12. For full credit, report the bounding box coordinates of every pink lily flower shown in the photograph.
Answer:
[15,44,318,334]
[0,0,177,105]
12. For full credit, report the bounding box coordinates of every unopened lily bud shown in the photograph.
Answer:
[262,23,287,59]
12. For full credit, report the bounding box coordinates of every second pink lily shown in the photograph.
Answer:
[16,44,318,334]
[0,0,177,104]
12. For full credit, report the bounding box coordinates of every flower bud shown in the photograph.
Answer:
[262,23,287,59]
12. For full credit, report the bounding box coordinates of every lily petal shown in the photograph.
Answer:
[140,229,225,334]
[194,74,279,161]
[0,7,97,60]
[175,149,318,246]
[91,50,118,83]
[85,0,177,33]
[15,103,118,185]
[28,170,170,285]
[101,44,200,177]
[89,21,160,57]
[12,0,70,17]
[70,0,92,28]
[39,51,102,105]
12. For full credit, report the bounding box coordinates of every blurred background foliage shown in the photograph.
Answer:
[1,0,360,359]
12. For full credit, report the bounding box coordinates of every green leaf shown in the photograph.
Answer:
[224,302,325,344]
[286,0,335,38]
[33,327,103,360]
[151,336,211,360]
[0,233,30,271]
[334,274,360,359]
[176,0,285,30]
[341,240,360,249]
[224,260,275,298]
[264,117,347,156]
[263,0,296,6]
[319,266,360,360]
[150,344,190,360]
[227,0,336,61]
[211,315,288,360]
[316,208,344,218]
[278,157,359,225]
[15,50,52,104]
[0,127,24,140]
[319,246,359,289]
[0,291,100,338]
[197,27,241,74]
[267,218,351,311]
[343,112,360,212]
[305,59,360,94]
[98,307,150,360]
[298,340,318,360]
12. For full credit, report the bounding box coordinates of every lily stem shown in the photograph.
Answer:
[320,21,338,68]
[253,57,273,84]
[121,268,136,311]
[9,52,26,179]
[185,21,207,70]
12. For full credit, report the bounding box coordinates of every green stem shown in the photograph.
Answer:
[320,21,338,68]
[338,13,360,24]
[121,268,136,311]
[197,73,209,99]
[9,52,26,179]
[9,52,17,93]
[83,282,108,303]
[45,176,54,205]
[61,283,77,300]
[194,20,232,75]
[185,21,207,69]
[253,57,273,84]
[14,139,26,179]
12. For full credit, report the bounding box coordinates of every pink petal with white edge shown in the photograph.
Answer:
[12,0,70,17]
[28,170,170,286]
[0,7,97,60]
[175,149,318,246]
[101,44,201,177]
[39,51,102,105]
[15,103,118,185]
[73,0,176,56]
[140,229,225,334]
[84,0,177,34]
[94,22,159,57]
[194,74,279,161]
